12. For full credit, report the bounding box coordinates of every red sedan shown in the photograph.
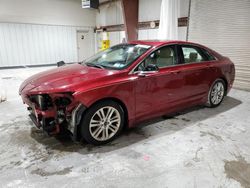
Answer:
[19,40,235,145]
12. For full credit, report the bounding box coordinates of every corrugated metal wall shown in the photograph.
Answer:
[96,1,123,27]
[109,31,126,46]
[0,23,93,67]
[138,29,159,40]
[188,0,250,91]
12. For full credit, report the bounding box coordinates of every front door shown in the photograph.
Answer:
[77,31,90,61]
[134,45,185,121]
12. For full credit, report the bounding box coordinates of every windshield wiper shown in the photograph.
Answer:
[86,63,105,69]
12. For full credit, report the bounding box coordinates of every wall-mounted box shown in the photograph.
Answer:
[82,0,99,9]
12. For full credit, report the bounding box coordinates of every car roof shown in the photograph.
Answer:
[129,40,202,48]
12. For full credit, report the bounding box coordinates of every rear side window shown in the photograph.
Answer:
[201,48,216,61]
[181,46,207,64]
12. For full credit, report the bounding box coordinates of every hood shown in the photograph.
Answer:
[19,64,119,94]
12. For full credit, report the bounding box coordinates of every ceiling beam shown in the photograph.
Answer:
[94,17,188,32]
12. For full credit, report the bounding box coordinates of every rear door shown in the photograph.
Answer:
[178,44,217,102]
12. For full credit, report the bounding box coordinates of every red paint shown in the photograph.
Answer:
[19,40,235,134]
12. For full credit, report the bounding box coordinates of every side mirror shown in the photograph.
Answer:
[145,64,159,71]
[57,61,65,67]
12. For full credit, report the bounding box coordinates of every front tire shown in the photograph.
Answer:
[207,79,226,108]
[80,100,124,145]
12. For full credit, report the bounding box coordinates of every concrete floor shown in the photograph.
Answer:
[0,67,250,188]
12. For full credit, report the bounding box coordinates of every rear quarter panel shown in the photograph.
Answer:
[217,57,235,93]
[223,57,235,92]
[201,44,235,93]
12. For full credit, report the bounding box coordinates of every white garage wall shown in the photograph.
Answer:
[108,31,125,46]
[178,27,187,41]
[96,0,123,27]
[140,0,190,21]
[95,31,125,52]
[0,0,96,27]
[139,0,162,22]
[96,0,161,27]
[138,29,159,40]
[0,0,96,67]
[96,0,190,44]
[0,23,94,67]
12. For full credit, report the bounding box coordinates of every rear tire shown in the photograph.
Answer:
[207,79,226,108]
[80,100,124,145]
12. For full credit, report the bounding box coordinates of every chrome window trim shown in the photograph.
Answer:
[133,70,159,75]
[129,43,218,75]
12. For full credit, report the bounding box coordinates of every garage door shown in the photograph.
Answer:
[188,0,250,91]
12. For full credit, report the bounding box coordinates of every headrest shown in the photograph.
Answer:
[189,52,198,61]
[156,48,172,58]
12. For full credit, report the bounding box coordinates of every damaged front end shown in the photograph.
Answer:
[22,92,85,140]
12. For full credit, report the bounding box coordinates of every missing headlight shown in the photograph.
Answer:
[54,97,71,107]
[30,94,53,110]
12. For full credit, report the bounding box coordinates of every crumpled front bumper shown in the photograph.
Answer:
[26,101,59,134]
[21,92,86,140]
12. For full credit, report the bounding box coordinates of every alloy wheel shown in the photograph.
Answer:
[89,106,121,141]
[210,81,225,105]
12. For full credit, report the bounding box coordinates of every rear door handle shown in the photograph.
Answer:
[170,71,181,74]
[206,65,213,69]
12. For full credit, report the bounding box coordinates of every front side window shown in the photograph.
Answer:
[181,46,207,64]
[136,46,177,71]
[83,44,151,70]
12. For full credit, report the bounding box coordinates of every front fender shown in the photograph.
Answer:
[73,81,135,125]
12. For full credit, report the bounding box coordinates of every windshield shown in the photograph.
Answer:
[83,44,151,70]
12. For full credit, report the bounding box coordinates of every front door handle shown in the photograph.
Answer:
[138,72,147,77]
